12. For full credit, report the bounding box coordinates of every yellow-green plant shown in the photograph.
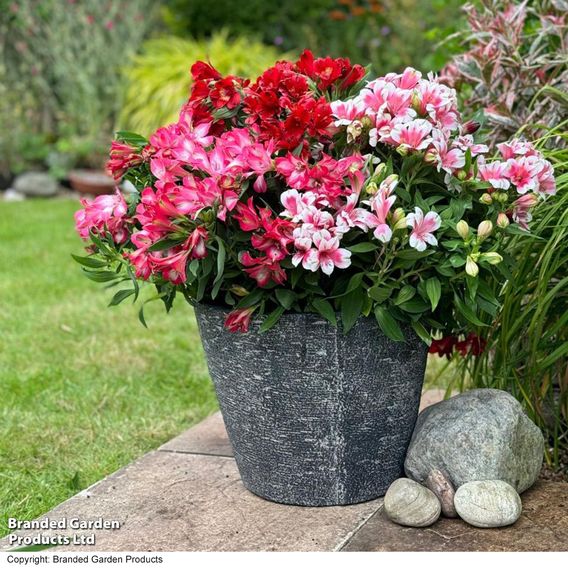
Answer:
[121,32,291,135]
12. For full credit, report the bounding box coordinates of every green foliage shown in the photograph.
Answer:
[161,0,464,75]
[121,33,290,135]
[456,127,568,468]
[0,199,217,536]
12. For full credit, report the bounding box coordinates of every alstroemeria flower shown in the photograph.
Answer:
[390,119,432,151]
[298,230,351,275]
[224,307,256,333]
[477,159,510,189]
[406,207,441,251]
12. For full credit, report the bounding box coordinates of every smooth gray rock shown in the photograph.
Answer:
[195,303,428,506]
[425,469,457,518]
[13,171,58,196]
[405,389,544,494]
[454,480,522,528]
[3,188,25,202]
[384,478,441,527]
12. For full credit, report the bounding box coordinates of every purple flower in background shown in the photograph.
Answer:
[273,36,284,46]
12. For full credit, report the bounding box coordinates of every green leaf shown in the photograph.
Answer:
[312,298,337,325]
[374,306,405,342]
[411,320,432,345]
[449,255,466,268]
[259,306,285,333]
[148,238,186,252]
[454,294,488,327]
[341,288,365,334]
[82,269,121,283]
[275,288,296,309]
[71,254,108,269]
[213,237,226,286]
[398,298,430,313]
[115,131,149,147]
[368,285,393,303]
[394,285,416,306]
[138,305,148,328]
[108,289,135,307]
[425,277,442,310]
[348,242,378,253]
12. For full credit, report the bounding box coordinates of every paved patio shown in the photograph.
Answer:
[2,391,567,552]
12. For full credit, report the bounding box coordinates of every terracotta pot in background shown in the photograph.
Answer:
[68,169,116,196]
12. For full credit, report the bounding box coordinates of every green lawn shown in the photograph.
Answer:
[0,198,218,537]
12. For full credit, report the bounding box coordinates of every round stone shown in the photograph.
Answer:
[454,480,522,528]
[425,469,457,518]
[384,478,441,527]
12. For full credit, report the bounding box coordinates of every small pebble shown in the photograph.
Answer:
[384,478,441,527]
[454,480,522,528]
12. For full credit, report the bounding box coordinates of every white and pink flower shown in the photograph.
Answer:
[406,207,441,251]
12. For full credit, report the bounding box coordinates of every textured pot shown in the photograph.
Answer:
[194,303,428,506]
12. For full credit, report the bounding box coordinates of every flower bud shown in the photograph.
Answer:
[494,191,508,203]
[396,145,409,156]
[456,220,470,239]
[365,181,378,195]
[456,169,468,181]
[463,120,480,135]
[496,213,510,228]
[411,91,422,112]
[423,149,437,165]
[466,256,479,277]
[229,285,249,297]
[371,162,386,181]
[480,252,503,265]
[477,220,493,241]
[393,208,407,229]
[480,193,493,205]
[361,115,373,129]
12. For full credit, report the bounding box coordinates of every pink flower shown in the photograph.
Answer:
[454,134,488,157]
[280,189,317,221]
[275,153,310,189]
[234,198,261,231]
[187,226,208,259]
[537,160,556,195]
[330,99,365,126]
[428,130,465,174]
[240,252,287,287]
[74,189,129,244]
[300,230,351,275]
[506,156,542,194]
[152,249,190,285]
[391,119,432,151]
[224,307,256,333]
[497,139,538,160]
[106,141,144,181]
[406,207,441,251]
[511,193,539,230]
[477,159,510,190]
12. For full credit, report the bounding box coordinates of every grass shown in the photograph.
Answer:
[0,198,446,537]
[0,198,218,537]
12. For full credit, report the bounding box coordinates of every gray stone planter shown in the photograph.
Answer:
[194,303,428,506]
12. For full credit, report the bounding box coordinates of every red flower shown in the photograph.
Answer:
[210,77,241,109]
[429,336,457,359]
[191,61,222,82]
[224,307,256,333]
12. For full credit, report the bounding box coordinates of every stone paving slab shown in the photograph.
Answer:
[160,411,233,457]
[342,481,568,552]
[1,451,380,552]
[2,389,567,552]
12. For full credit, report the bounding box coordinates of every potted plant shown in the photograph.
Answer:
[73,51,556,506]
